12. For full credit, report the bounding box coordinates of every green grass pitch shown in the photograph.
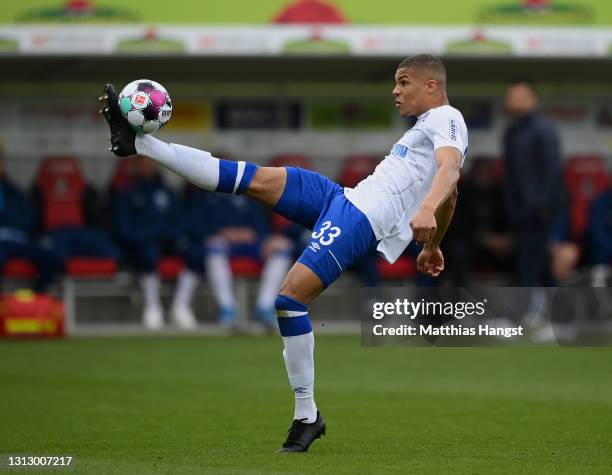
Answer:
[1,336,611,474]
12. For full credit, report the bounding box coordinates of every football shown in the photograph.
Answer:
[118,79,172,134]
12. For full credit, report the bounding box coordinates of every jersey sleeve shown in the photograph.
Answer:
[422,108,467,157]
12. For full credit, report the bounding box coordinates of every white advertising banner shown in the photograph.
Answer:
[0,26,612,58]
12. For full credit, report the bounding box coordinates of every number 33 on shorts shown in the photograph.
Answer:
[312,220,342,246]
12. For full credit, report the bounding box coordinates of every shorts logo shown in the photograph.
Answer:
[449,119,457,141]
[308,242,321,253]
[391,144,408,158]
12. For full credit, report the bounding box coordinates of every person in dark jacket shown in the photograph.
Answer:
[113,156,181,329]
[503,81,563,287]
[172,188,293,329]
[0,159,56,292]
[444,157,511,285]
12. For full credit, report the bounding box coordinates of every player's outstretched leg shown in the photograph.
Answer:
[99,84,288,208]
[275,262,326,453]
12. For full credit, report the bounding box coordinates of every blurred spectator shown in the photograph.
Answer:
[113,156,181,329]
[33,156,120,287]
[585,187,612,287]
[503,81,563,286]
[0,158,56,292]
[444,158,511,285]
[173,188,293,329]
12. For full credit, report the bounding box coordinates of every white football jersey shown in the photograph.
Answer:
[344,104,468,263]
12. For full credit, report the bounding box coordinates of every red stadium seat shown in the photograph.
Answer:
[158,257,185,280]
[564,155,609,241]
[377,256,416,280]
[230,257,263,277]
[3,259,36,278]
[111,158,138,191]
[490,158,505,181]
[338,155,379,188]
[157,257,262,280]
[66,258,117,277]
[36,156,86,231]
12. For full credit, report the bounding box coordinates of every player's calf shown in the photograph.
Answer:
[275,295,325,453]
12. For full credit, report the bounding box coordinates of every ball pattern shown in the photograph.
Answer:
[118,79,172,134]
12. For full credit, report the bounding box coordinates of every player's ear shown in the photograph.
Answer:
[425,79,437,93]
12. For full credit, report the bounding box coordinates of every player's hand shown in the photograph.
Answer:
[416,246,445,277]
[221,227,257,243]
[410,206,437,245]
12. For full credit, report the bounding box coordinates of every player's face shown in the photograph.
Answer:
[392,68,429,116]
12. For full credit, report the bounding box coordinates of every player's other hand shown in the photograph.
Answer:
[416,246,445,277]
[410,206,437,245]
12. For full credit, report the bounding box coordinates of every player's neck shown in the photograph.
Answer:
[417,93,449,116]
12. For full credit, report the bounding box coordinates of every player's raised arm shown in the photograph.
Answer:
[410,147,461,276]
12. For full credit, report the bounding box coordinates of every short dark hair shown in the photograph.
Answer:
[397,54,447,87]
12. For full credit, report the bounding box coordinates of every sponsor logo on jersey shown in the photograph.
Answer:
[449,119,457,141]
[391,143,408,158]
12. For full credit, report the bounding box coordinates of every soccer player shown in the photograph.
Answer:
[99,54,468,452]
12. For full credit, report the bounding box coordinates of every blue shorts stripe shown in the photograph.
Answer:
[216,160,238,193]
[236,162,258,194]
[277,315,312,337]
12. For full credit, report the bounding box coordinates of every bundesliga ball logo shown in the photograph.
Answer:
[118,79,172,134]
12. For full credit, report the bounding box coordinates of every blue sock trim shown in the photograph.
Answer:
[216,160,238,193]
[275,294,307,312]
[277,315,312,337]
[275,294,312,337]
[236,162,258,195]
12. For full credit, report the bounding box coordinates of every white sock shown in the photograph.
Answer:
[592,264,610,287]
[282,332,317,423]
[140,273,162,309]
[257,252,291,310]
[135,135,256,194]
[135,135,219,190]
[172,269,199,309]
[206,253,235,309]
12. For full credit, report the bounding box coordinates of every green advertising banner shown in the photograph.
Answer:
[2,0,610,25]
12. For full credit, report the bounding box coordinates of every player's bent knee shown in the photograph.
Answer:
[275,295,312,337]
[245,167,288,208]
